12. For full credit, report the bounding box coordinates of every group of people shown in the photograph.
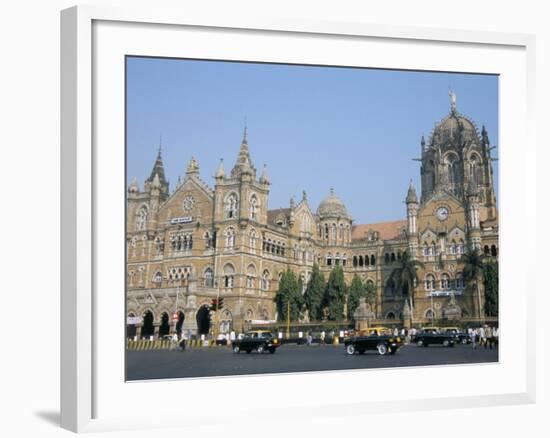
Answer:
[468,325,499,349]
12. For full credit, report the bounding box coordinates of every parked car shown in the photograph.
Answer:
[441,327,470,344]
[232,330,280,354]
[344,327,403,355]
[414,327,455,347]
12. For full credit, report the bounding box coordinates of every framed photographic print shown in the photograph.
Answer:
[61,5,536,433]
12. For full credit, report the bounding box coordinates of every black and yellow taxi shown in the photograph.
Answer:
[344,327,403,355]
[413,327,455,347]
[232,330,280,354]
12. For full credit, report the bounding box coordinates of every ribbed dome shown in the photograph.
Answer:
[431,111,479,145]
[317,189,350,219]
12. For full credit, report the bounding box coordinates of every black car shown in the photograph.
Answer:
[344,328,403,355]
[414,327,455,347]
[232,330,280,354]
[441,327,470,344]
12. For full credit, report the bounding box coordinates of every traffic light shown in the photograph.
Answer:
[211,298,218,311]
[218,297,224,310]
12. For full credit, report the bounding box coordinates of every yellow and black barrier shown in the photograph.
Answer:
[126,339,227,350]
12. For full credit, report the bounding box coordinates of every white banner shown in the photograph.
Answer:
[428,290,463,297]
[170,216,192,224]
[127,316,141,325]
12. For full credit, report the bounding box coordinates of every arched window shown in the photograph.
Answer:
[385,253,390,264]
[223,264,235,288]
[326,253,332,266]
[431,242,437,256]
[425,274,436,290]
[390,253,396,263]
[484,245,490,255]
[249,194,259,220]
[155,237,164,256]
[226,193,238,218]
[458,240,465,254]
[324,224,329,240]
[261,270,270,291]
[423,243,429,256]
[365,255,370,266]
[425,309,435,320]
[225,227,235,249]
[441,273,450,289]
[386,312,396,320]
[204,231,213,249]
[136,206,148,231]
[331,223,337,242]
[366,279,374,289]
[358,255,363,267]
[246,264,256,289]
[339,224,344,240]
[249,229,257,250]
[491,245,498,257]
[204,267,214,287]
[353,256,358,267]
[456,272,465,289]
[450,240,457,255]
[371,255,376,266]
[335,253,341,266]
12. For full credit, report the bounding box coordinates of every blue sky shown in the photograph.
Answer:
[126,57,498,224]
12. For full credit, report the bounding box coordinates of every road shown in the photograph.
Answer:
[126,343,498,380]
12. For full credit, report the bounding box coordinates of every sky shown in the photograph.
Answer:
[126,57,498,224]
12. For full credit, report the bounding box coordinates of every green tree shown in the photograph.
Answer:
[323,265,347,320]
[303,263,325,321]
[388,251,425,325]
[483,260,498,317]
[348,274,367,318]
[275,268,302,322]
[459,248,486,320]
[365,281,376,308]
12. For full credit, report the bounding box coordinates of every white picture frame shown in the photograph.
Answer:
[60,5,536,433]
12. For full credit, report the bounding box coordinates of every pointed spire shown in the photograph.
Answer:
[146,145,168,192]
[215,158,225,179]
[231,124,256,178]
[128,177,139,193]
[302,190,307,202]
[420,134,426,150]
[158,135,163,157]
[406,179,418,204]
[259,163,269,184]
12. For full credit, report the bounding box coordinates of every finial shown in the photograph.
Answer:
[259,163,269,184]
[242,119,248,145]
[186,156,199,174]
[302,190,307,201]
[216,158,225,179]
[158,134,162,157]
[448,88,457,112]
[421,134,426,148]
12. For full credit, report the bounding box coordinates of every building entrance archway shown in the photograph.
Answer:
[196,305,211,335]
[140,310,154,339]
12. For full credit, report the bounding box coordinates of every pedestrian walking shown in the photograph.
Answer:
[307,332,313,346]
[170,333,178,351]
[493,326,499,347]
[479,325,486,349]
[485,325,493,349]
[320,331,325,345]
[471,328,477,349]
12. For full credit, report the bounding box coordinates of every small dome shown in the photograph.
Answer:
[317,188,350,219]
[431,111,480,146]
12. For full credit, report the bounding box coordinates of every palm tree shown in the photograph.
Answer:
[388,252,425,326]
[459,248,486,320]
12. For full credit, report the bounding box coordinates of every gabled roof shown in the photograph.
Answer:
[351,220,407,241]
[267,208,291,227]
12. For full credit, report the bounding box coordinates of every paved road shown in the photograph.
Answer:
[126,343,498,380]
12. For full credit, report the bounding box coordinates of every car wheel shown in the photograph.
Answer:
[461,338,468,345]
[443,340,450,347]
[257,345,265,354]
[346,344,356,355]
[417,340,423,347]
[233,345,240,354]
[377,343,388,355]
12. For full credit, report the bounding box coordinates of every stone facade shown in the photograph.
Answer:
[126,97,498,339]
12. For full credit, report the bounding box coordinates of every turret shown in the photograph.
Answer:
[405,180,419,258]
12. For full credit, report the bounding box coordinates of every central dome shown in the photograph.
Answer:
[431,110,480,146]
[317,188,350,219]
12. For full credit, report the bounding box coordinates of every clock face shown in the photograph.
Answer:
[436,206,449,221]
[182,195,196,212]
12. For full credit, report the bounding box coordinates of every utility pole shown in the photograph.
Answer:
[286,299,290,339]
